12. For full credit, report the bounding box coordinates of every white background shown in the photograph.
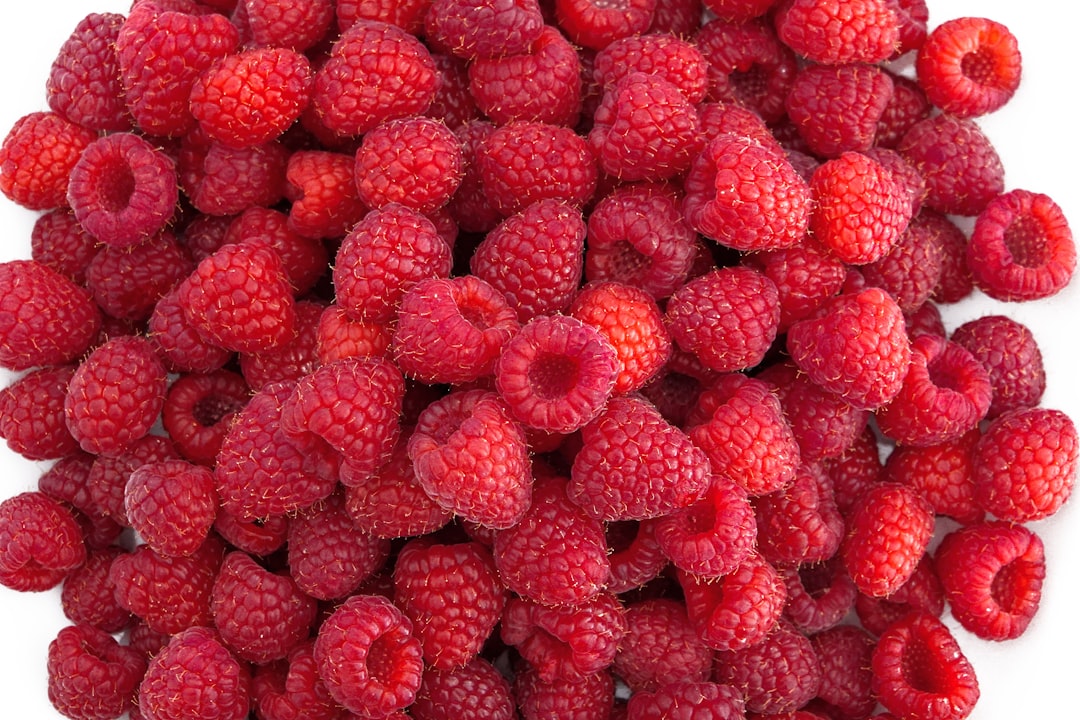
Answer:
[0,1,1077,717]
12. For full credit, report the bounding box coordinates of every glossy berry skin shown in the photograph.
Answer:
[614,598,714,692]
[0,365,79,461]
[161,369,249,466]
[655,477,758,578]
[775,0,901,65]
[124,459,218,558]
[786,62,894,158]
[0,491,86,592]
[284,149,368,239]
[950,314,1046,419]
[410,657,517,720]
[0,111,97,210]
[715,621,822,715]
[244,0,336,51]
[426,0,545,60]
[250,641,341,720]
[627,681,746,720]
[47,623,146,720]
[355,116,464,214]
[46,12,130,132]
[139,626,251,720]
[555,0,657,51]
[916,16,1021,118]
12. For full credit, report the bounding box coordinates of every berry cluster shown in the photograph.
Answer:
[0,1,1076,719]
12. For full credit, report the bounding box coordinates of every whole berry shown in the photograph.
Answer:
[0,491,86,592]
[124,459,218,558]
[47,623,146,720]
[0,111,97,210]
[138,626,251,720]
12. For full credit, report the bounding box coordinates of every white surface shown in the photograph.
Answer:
[0,1,1078,718]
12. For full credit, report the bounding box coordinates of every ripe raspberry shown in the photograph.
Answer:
[494,314,619,434]
[476,121,598,217]
[971,407,1078,522]
[46,12,130,132]
[605,519,668,593]
[822,425,883,516]
[354,117,464,214]
[30,209,98,285]
[842,482,935,598]
[715,621,822,715]
[60,546,130,633]
[785,62,894,157]
[410,657,517,720]
[211,550,318,664]
[966,188,1076,302]
[177,128,289,216]
[683,133,810,253]
[64,335,168,457]
[313,593,424,717]
[116,2,240,137]
[88,434,181,527]
[242,0,335,51]
[237,298,323,390]
[159,370,248,467]
[86,230,192,324]
[860,207,944,312]
[871,612,979,720]
[753,463,845,566]
[139,626,251,720]
[284,149,368,239]
[950,314,1046,418]
[875,71,932,150]
[627,681,746,720]
[287,492,390,600]
[251,641,341,720]
[213,511,289,558]
[0,491,86,592]
[312,20,438,137]
[425,0,545,60]
[880,429,984,525]
[515,666,616,720]
[316,303,393,365]
[614,598,714,692]
[853,550,945,635]
[779,556,858,634]
[148,286,234,374]
[0,111,97,210]
[594,32,710,105]
[124,459,217,558]
[809,624,878,720]
[744,245,847,333]
[786,287,912,411]
[0,364,79,461]
[916,16,1021,118]
[655,475,756,575]
[555,0,657,50]
[703,0,780,22]
[774,0,901,65]
[47,623,146,720]
[393,539,506,670]
[493,475,610,606]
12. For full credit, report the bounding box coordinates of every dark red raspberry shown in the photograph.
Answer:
[64,335,168,457]
[60,546,130,633]
[0,491,86,592]
[177,128,289,216]
[410,657,517,720]
[493,475,610,606]
[774,0,901,65]
[842,482,935,598]
[744,244,847,333]
[161,369,249,466]
[393,539,506,670]
[779,556,858,635]
[444,120,501,234]
[786,62,894,157]
[30,209,99,285]
[116,2,240,137]
[139,626,251,720]
[124,459,217,558]
[85,230,193,323]
[822,425,883,516]
[425,0,544,60]
[809,624,878,720]
[916,16,1021,118]
[870,612,980,720]
[237,299,323,390]
[594,32,710,105]
[860,207,944,312]
[683,133,810,253]
[971,407,1078,523]
[0,364,79,461]
[88,434,181,527]
[627,681,746,719]
[46,12,131,132]
[211,550,318,664]
[0,111,97,210]
[148,286,234,375]
[47,623,146,720]
[313,593,424,717]
[614,598,714,692]
[251,641,341,720]
[312,20,438,137]
[224,208,329,296]
[715,621,822,715]
[242,0,335,51]
[555,0,656,50]
[284,149,368,239]
[966,188,1076,302]
[700,0,774,22]
[950,314,1046,418]
[355,117,464,214]
[753,462,845,566]
[515,666,616,720]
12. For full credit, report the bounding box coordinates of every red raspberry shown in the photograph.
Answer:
[515,666,616,720]
[594,32,710,105]
[0,111,97,210]
[752,463,845,566]
[950,314,1046,419]
[605,519,668,593]
[584,183,697,300]
[116,2,240,137]
[284,149,368,239]
[237,299,323,390]
[242,0,335,51]
[870,612,980,720]
[312,20,438,137]
[410,657,517,720]
[60,546,130,633]
[822,425,883,516]
[785,62,894,157]
[88,435,181,527]
[873,71,930,149]
[860,208,944,313]
[392,539,506,670]
[854,554,945,638]
[916,17,1021,118]
[966,188,1076,302]
[972,407,1078,523]
[160,370,247,466]
[614,598,714,692]
[774,0,901,65]
[354,117,464,214]
[316,304,393,365]
[190,46,313,148]
[444,121,501,234]
[211,550,318,664]
[109,534,225,635]
[85,231,193,324]
[779,556,858,634]
[313,593,424,717]
[425,0,545,60]
[124,459,217,558]
[47,623,146,720]
[715,621,822,715]
[665,266,781,374]
[251,641,341,720]
[139,625,251,720]
[213,511,289,558]
[46,12,131,132]
[177,128,289,216]
[683,133,810,252]
[679,551,787,651]
[476,121,598,217]
[425,51,481,130]
[336,0,428,33]
[0,364,79,461]
[494,314,619,434]
[809,624,878,720]
[842,482,935,598]
[703,0,777,22]
[744,245,847,333]
[555,0,657,50]
[287,492,390,600]
[881,429,983,525]
[627,681,746,720]
[786,287,912,411]
[64,335,168,457]
[30,209,98,285]
[148,286,234,374]
[0,491,86,592]
[897,114,1004,216]
[493,475,610,606]
[655,475,756,576]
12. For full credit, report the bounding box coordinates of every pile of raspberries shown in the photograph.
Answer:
[0,0,1076,719]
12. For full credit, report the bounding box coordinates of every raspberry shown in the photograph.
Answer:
[190,46,313,148]
[786,287,912,411]
[822,425,883,515]
[312,20,438,137]
[284,149,368,239]
[139,626,251,720]
[880,429,984,525]
[950,314,1046,418]
[47,623,146,720]
[251,641,341,720]
[665,266,781,374]
[46,12,131,132]
[494,314,619,434]
[177,128,289,216]
[88,435,181,527]
[752,462,845,566]
[614,598,715,692]
[316,304,393,365]
[715,621,822,715]
[211,550,318,664]
[237,299,323,390]
[555,0,657,50]
[605,519,668,593]
[842,482,935,598]
[0,111,97,211]
[393,539,506,670]
[30,209,98,285]
[355,117,464,214]
[148,287,234,374]
[703,0,779,22]
[515,666,616,720]
[809,624,878,720]
[64,335,168,457]
[876,71,932,149]
[0,491,86,592]
[966,188,1077,302]
[971,407,1078,523]
[444,121,501,234]
[410,658,517,720]
[744,244,847,333]
[243,0,335,51]
[779,556,858,634]
[0,260,100,371]
[86,230,192,324]
[870,612,980,720]
[786,62,894,158]
[916,16,1021,118]
[224,208,328,295]
[860,207,944,312]
[313,593,424,717]
[594,32,710,105]
[60,546,130,633]
[683,133,810,253]
[493,475,610,606]
[627,681,746,719]
[425,0,545,60]
[774,0,901,65]
[213,511,289,558]
[568,394,710,521]
[0,364,79,461]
